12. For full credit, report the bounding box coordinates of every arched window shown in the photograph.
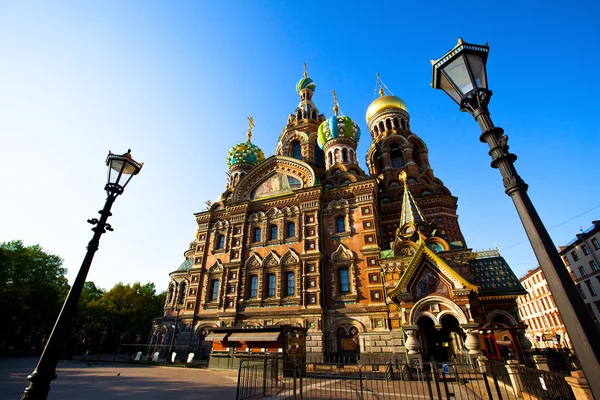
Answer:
[270,225,278,240]
[210,280,219,301]
[339,268,350,293]
[390,144,404,169]
[267,274,276,297]
[292,142,302,160]
[335,216,345,233]
[342,148,348,162]
[179,282,187,303]
[217,235,225,249]
[328,152,333,166]
[254,228,261,242]
[287,272,295,296]
[287,223,295,238]
[250,276,258,298]
[315,147,324,166]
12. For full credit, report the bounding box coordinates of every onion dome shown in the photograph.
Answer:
[365,95,408,123]
[317,115,361,149]
[317,91,360,149]
[227,117,265,167]
[226,139,264,167]
[296,76,316,93]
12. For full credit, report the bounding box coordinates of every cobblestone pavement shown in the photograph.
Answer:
[0,357,239,400]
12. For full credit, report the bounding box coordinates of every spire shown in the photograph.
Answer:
[247,116,255,141]
[332,90,339,116]
[399,171,426,226]
[303,62,308,78]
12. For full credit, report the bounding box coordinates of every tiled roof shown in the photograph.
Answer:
[176,258,192,272]
[469,256,526,296]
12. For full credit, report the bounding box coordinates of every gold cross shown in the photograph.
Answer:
[247,116,255,141]
[303,62,308,78]
[332,90,339,116]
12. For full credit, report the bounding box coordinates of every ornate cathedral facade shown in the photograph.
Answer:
[152,70,528,363]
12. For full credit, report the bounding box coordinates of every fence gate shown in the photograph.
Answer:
[236,356,576,400]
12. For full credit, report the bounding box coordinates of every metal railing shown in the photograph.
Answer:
[67,344,211,367]
[237,356,576,399]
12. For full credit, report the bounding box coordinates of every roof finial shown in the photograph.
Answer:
[247,116,255,141]
[332,90,339,116]
[376,73,385,97]
[303,62,308,78]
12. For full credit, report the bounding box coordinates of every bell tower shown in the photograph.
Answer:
[365,76,466,249]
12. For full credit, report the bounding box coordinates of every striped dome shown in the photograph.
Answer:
[317,116,361,149]
[296,77,316,93]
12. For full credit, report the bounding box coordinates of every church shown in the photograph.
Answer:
[151,68,528,363]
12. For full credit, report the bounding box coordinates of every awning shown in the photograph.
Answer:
[205,332,228,341]
[228,332,281,342]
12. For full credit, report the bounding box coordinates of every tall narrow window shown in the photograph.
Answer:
[586,280,597,296]
[577,284,587,299]
[218,235,225,249]
[267,274,276,297]
[579,266,587,276]
[572,251,579,261]
[390,144,405,169]
[210,280,219,301]
[335,216,345,233]
[590,261,599,272]
[287,223,295,238]
[254,228,261,243]
[270,225,278,240]
[292,142,302,160]
[592,238,600,250]
[179,282,187,303]
[342,148,348,162]
[250,276,258,298]
[339,268,350,293]
[287,272,295,296]
[582,244,590,255]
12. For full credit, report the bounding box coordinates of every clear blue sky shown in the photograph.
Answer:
[1,1,598,292]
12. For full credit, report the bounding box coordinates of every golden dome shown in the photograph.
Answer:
[365,95,408,123]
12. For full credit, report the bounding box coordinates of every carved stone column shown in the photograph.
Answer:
[404,326,421,355]
[461,324,482,357]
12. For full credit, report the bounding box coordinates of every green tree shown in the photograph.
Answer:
[0,240,69,353]
[83,282,165,350]
[72,282,105,348]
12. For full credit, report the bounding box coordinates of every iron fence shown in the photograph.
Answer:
[67,344,210,367]
[237,356,576,399]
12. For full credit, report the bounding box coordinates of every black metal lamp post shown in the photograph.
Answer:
[431,39,600,396]
[166,303,183,365]
[21,150,143,400]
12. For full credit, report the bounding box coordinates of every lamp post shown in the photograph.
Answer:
[21,150,143,400]
[431,39,600,396]
[166,303,183,365]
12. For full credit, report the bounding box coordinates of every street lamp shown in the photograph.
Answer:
[166,303,183,365]
[431,38,600,395]
[21,150,143,400]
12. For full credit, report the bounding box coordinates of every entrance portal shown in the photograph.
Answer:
[336,326,360,362]
[417,314,465,362]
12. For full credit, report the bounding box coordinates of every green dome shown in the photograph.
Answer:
[317,115,361,149]
[227,140,265,168]
[296,77,316,93]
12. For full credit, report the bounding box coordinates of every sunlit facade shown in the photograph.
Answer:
[152,71,528,362]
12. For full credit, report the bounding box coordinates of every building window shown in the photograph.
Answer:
[572,251,579,261]
[217,235,225,249]
[586,280,597,296]
[210,280,219,301]
[267,274,276,297]
[339,268,350,294]
[250,276,258,298]
[308,295,316,304]
[335,216,345,233]
[590,260,599,272]
[582,244,590,255]
[286,272,295,296]
[592,238,600,250]
[579,266,587,276]
[292,142,302,160]
[577,284,587,299]
[370,290,381,300]
[369,273,380,283]
[390,144,405,169]
[254,228,261,243]
[562,256,570,266]
[287,223,295,238]
[270,225,278,240]
[229,285,235,293]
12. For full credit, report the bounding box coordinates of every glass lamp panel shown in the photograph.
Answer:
[107,158,125,185]
[466,53,487,89]
[438,72,462,104]
[443,55,474,95]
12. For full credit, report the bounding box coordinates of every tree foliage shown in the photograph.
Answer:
[0,240,69,353]
[75,282,166,351]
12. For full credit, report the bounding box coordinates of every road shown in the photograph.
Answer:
[0,357,239,400]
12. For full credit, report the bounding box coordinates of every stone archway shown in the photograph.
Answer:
[335,326,360,363]
[417,314,466,362]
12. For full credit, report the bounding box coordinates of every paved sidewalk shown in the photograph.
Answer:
[0,357,239,400]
